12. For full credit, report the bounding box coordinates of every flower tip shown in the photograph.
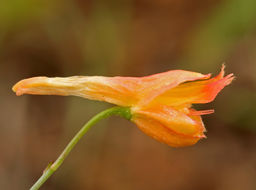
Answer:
[12,84,17,92]
[216,64,226,79]
[199,134,207,139]
[192,133,206,139]
[224,73,235,85]
[221,63,226,71]
[12,82,23,96]
[219,64,235,83]
[12,77,46,96]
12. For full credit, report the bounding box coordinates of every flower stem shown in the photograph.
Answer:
[30,106,131,190]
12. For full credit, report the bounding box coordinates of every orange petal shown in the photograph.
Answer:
[137,69,211,106]
[12,69,210,107]
[12,66,233,108]
[12,76,140,106]
[133,105,205,137]
[150,65,234,106]
[132,116,203,147]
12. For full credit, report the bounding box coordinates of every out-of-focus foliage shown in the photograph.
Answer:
[1,0,256,190]
[185,0,256,70]
[0,0,57,37]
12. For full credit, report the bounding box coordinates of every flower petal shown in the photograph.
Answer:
[150,65,234,106]
[132,116,203,147]
[12,76,140,106]
[133,105,205,137]
[12,69,211,107]
[137,70,211,106]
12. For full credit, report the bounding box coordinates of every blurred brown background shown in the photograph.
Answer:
[1,0,256,189]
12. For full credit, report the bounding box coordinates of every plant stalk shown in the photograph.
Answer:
[30,106,131,190]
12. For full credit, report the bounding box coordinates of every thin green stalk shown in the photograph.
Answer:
[30,106,131,190]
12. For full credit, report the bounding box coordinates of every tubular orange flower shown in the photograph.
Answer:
[12,65,234,147]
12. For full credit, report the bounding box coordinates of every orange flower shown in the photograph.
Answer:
[12,65,234,147]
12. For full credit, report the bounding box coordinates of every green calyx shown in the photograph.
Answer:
[107,106,132,121]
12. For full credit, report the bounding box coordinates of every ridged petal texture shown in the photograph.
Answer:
[13,65,234,147]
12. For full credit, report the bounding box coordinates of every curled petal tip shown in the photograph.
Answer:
[12,77,48,96]
[12,81,24,96]
[224,73,235,85]
[218,64,235,83]
[14,89,24,96]
[221,63,226,71]
[216,64,226,79]
[12,84,17,93]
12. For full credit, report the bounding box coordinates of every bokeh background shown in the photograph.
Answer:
[1,0,256,190]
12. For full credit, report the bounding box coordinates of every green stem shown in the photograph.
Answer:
[30,106,131,190]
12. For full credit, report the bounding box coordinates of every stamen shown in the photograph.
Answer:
[189,109,215,115]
